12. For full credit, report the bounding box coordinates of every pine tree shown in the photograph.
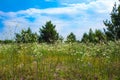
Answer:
[66,32,76,43]
[81,33,89,43]
[94,29,106,43]
[81,29,106,43]
[39,21,59,43]
[104,3,120,41]
[15,27,38,43]
[88,29,95,42]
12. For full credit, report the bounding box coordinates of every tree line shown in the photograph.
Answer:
[0,3,120,44]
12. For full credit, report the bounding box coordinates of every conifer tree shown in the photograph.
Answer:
[66,32,76,43]
[15,27,38,43]
[104,3,120,40]
[39,21,59,43]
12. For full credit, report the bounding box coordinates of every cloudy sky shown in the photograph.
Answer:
[0,0,119,40]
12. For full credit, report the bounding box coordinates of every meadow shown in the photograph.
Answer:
[0,41,120,80]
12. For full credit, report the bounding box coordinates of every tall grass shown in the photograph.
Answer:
[0,41,120,80]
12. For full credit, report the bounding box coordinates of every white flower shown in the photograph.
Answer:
[77,58,80,61]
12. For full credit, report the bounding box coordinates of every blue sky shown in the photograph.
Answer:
[0,0,119,40]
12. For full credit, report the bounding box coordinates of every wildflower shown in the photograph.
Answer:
[80,52,83,54]
[77,58,80,61]
[103,53,106,56]
[106,56,110,59]
[17,63,24,68]
[81,59,83,62]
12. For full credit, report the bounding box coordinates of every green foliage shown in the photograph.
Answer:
[58,35,64,43]
[81,33,89,42]
[81,29,95,43]
[104,3,120,41]
[94,29,106,42]
[0,41,120,79]
[66,32,76,43]
[39,21,59,43]
[88,29,95,42]
[0,40,14,44]
[15,27,38,43]
[81,29,106,43]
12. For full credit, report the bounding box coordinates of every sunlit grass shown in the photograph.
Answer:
[0,41,120,80]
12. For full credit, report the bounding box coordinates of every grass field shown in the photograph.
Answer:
[0,41,120,80]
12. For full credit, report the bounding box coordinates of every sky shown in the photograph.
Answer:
[0,0,119,40]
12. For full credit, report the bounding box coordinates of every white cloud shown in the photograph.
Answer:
[0,0,119,40]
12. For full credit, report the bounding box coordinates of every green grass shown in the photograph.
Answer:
[0,41,120,80]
